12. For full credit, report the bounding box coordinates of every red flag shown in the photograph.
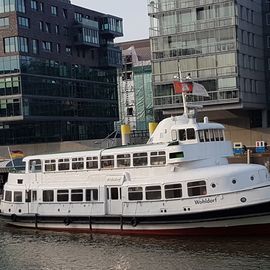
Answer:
[173,81,193,94]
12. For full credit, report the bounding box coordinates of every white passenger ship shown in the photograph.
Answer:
[1,92,270,236]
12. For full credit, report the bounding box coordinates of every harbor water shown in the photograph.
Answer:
[0,221,270,270]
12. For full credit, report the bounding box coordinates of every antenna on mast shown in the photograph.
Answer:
[176,60,188,115]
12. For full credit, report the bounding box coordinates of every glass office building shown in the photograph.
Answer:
[0,0,123,145]
[148,0,267,127]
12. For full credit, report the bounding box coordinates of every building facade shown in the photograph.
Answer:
[148,0,268,129]
[118,39,154,131]
[0,0,122,145]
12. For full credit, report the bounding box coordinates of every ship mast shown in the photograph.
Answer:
[177,61,188,116]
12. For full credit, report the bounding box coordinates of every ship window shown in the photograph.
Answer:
[14,191,22,202]
[179,129,186,141]
[71,189,83,201]
[86,156,98,169]
[169,152,184,159]
[187,128,196,140]
[43,190,54,202]
[72,157,84,170]
[219,129,224,141]
[57,189,69,202]
[145,185,161,200]
[58,158,70,171]
[117,154,130,167]
[4,190,12,201]
[171,129,177,141]
[101,155,114,168]
[187,181,207,197]
[165,184,182,199]
[25,190,31,202]
[214,129,220,141]
[111,188,119,200]
[32,191,37,202]
[45,159,56,171]
[198,130,204,142]
[17,179,23,184]
[86,189,98,201]
[133,152,148,167]
[150,151,166,165]
[210,129,215,141]
[204,130,210,142]
[29,159,42,172]
[128,187,143,200]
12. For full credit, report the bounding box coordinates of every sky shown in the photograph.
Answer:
[72,0,150,42]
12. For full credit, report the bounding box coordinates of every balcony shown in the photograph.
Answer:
[100,16,123,38]
[99,46,122,68]
[73,18,100,47]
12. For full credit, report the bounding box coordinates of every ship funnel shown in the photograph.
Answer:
[121,124,131,145]
[149,122,158,137]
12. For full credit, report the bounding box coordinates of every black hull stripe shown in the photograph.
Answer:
[2,201,270,226]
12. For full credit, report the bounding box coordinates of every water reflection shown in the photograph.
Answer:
[0,221,269,270]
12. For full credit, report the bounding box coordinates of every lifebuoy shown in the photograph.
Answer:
[131,217,138,227]
[64,217,71,226]
[11,214,17,222]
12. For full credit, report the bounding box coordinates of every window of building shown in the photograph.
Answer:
[150,151,166,165]
[75,12,82,22]
[14,191,22,202]
[19,36,28,52]
[63,8,68,19]
[4,37,18,53]
[16,0,25,13]
[128,186,143,200]
[39,21,43,31]
[72,157,84,170]
[39,2,44,12]
[57,189,69,202]
[0,17,9,27]
[42,41,52,52]
[133,152,148,167]
[45,22,51,33]
[101,155,114,168]
[85,156,98,169]
[165,184,182,199]
[4,190,11,201]
[187,181,207,197]
[32,190,37,201]
[32,39,38,54]
[65,46,72,55]
[43,190,54,202]
[71,189,83,202]
[55,24,60,34]
[51,5,58,16]
[58,158,70,170]
[0,0,16,13]
[145,185,161,200]
[18,16,29,28]
[56,43,60,53]
[44,159,56,171]
[30,0,38,11]
[85,189,98,201]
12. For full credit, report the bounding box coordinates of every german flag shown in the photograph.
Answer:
[10,150,24,158]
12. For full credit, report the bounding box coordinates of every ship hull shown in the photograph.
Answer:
[2,201,270,236]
